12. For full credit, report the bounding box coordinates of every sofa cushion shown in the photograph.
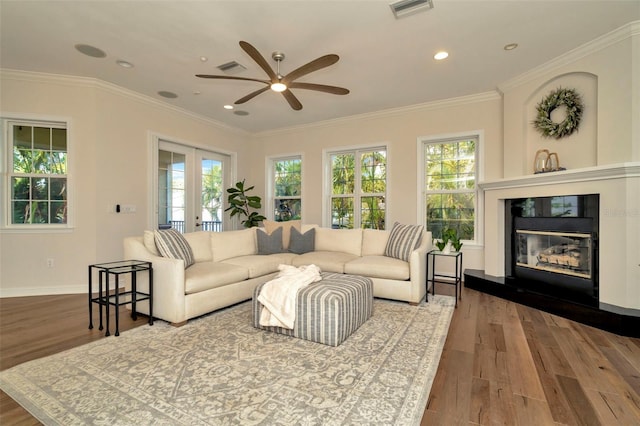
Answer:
[292,251,359,273]
[384,222,424,261]
[222,253,297,278]
[183,231,213,262]
[264,219,301,250]
[143,230,161,256]
[154,229,195,268]
[184,262,249,294]
[212,228,257,261]
[315,228,362,256]
[362,229,391,256]
[257,227,284,255]
[345,255,410,280]
[288,227,315,254]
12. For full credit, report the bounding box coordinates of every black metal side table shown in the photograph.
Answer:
[426,250,462,307]
[88,260,153,336]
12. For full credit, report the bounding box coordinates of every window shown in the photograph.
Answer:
[269,156,302,222]
[422,135,478,241]
[4,120,69,228]
[328,147,386,229]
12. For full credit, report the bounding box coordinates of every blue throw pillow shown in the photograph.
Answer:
[288,227,315,254]
[257,227,284,255]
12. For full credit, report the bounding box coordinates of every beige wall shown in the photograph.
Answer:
[501,27,637,177]
[0,72,248,296]
[249,94,503,225]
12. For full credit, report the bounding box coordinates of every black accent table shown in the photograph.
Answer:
[426,250,462,307]
[88,260,153,336]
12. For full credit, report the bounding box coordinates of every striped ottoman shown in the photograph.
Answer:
[252,272,373,346]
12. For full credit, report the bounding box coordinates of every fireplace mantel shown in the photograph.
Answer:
[478,161,640,318]
[479,162,640,191]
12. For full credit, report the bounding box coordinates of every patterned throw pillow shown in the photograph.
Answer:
[384,222,424,261]
[154,229,195,268]
[288,227,315,254]
[257,227,284,255]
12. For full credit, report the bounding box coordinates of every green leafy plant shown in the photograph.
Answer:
[225,179,266,228]
[435,228,463,252]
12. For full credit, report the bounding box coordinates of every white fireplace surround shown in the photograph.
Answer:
[479,162,640,315]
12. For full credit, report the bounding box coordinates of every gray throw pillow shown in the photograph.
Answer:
[288,227,315,254]
[154,229,195,268]
[384,222,424,261]
[257,227,284,255]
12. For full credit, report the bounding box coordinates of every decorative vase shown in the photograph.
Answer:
[442,241,452,254]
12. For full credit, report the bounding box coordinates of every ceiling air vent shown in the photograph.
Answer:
[217,61,247,74]
[390,0,433,18]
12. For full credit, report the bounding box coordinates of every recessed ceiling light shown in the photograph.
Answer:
[434,51,449,60]
[193,91,201,95]
[504,43,518,51]
[200,56,208,62]
[223,104,234,110]
[158,91,178,99]
[116,60,134,68]
[75,44,106,58]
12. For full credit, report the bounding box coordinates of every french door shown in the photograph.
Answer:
[156,140,231,233]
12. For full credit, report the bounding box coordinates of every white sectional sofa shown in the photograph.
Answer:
[123,223,431,326]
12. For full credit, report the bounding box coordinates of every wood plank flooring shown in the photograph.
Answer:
[1,287,639,425]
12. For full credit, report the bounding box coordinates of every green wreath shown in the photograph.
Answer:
[533,87,584,139]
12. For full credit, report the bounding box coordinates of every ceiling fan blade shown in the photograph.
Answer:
[239,41,278,81]
[289,82,349,95]
[196,74,270,85]
[282,54,339,84]
[282,89,302,110]
[235,86,270,104]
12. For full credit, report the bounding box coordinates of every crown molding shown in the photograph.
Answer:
[0,69,249,136]
[254,90,502,137]
[498,20,640,93]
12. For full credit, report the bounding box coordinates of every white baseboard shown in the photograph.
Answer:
[0,285,86,298]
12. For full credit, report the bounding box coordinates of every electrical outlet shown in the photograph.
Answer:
[46,258,54,268]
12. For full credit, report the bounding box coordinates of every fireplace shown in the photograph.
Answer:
[505,195,599,307]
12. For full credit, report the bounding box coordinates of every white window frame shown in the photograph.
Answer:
[1,115,74,232]
[266,153,303,221]
[418,131,484,246]
[323,144,387,229]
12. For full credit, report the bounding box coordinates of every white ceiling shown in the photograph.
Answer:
[1,1,638,133]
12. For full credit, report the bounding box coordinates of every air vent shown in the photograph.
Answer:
[390,0,434,18]
[217,61,247,74]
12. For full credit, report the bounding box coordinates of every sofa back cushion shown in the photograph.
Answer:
[183,231,214,262]
[212,228,257,261]
[361,229,391,256]
[315,228,362,256]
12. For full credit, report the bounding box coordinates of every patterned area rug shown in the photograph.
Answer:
[1,296,454,425]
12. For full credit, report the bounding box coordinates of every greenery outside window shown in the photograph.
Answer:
[4,120,69,228]
[422,136,478,241]
[329,147,386,229]
[270,156,302,222]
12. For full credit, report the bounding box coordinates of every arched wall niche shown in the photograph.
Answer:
[523,72,598,174]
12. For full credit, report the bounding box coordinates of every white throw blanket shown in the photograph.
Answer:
[258,264,322,329]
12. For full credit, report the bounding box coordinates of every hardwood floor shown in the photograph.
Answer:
[1,287,639,425]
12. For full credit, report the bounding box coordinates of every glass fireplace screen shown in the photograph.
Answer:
[515,230,592,279]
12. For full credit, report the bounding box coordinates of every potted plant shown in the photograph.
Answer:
[435,228,463,253]
[225,179,266,228]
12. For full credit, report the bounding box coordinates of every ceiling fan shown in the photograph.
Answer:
[196,41,349,111]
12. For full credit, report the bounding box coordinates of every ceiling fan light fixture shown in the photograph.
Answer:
[271,82,287,92]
